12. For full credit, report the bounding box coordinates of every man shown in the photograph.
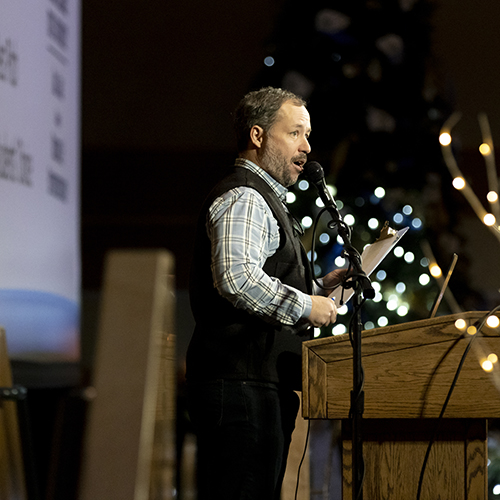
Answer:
[186,87,342,499]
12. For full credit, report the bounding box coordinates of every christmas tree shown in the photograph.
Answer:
[252,0,481,337]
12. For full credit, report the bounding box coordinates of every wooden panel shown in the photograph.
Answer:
[325,335,500,419]
[0,328,26,500]
[303,312,500,419]
[341,419,486,500]
[79,250,176,500]
[302,348,327,419]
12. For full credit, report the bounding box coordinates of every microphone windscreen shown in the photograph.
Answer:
[303,161,325,184]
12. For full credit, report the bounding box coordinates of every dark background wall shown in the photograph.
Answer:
[80,0,500,361]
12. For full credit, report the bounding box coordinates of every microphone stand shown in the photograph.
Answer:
[328,218,374,500]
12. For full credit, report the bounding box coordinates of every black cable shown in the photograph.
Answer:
[294,419,311,500]
[310,207,352,294]
[416,306,500,500]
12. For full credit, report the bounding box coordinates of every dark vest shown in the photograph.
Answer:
[186,166,312,390]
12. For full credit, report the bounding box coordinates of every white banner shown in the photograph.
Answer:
[0,0,80,360]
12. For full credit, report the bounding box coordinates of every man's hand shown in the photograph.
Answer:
[308,296,337,327]
[320,268,348,294]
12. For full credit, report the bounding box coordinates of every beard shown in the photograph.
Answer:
[259,141,305,188]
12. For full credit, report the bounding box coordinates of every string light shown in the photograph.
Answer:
[429,264,442,278]
[467,325,477,335]
[332,324,347,336]
[487,191,498,203]
[344,214,355,226]
[337,304,348,315]
[377,316,388,327]
[374,187,386,198]
[439,132,452,146]
[479,143,491,156]
[302,216,313,228]
[481,359,494,372]
[412,218,423,229]
[394,246,404,258]
[393,213,403,224]
[452,177,466,190]
[455,318,467,330]
[397,305,409,316]
[419,274,430,285]
[368,218,379,229]
[335,256,346,267]
[286,192,296,203]
[319,233,330,244]
[484,213,496,226]
[487,315,500,328]
[404,251,415,263]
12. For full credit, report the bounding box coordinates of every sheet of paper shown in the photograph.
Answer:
[329,226,409,304]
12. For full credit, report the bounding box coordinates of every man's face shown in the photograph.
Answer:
[258,102,311,188]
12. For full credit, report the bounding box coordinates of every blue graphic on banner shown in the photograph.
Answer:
[0,289,79,359]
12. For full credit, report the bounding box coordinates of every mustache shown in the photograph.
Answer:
[292,154,308,164]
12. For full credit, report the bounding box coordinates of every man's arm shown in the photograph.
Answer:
[208,187,337,327]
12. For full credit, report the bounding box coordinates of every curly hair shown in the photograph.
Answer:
[233,87,307,152]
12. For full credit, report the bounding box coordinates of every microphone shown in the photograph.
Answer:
[303,161,343,225]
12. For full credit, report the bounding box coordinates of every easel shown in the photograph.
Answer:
[0,327,28,500]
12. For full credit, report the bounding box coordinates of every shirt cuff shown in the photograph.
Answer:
[301,294,312,319]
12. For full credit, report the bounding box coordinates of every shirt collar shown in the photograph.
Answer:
[235,158,288,203]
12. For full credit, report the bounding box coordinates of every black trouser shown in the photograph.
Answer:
[187,379,300,500]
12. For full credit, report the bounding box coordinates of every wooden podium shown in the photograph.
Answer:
[302,311,500,499]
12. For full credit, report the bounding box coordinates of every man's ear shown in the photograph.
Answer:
[249,125,265,149]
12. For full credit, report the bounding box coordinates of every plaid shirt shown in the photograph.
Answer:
[206,158,312,326]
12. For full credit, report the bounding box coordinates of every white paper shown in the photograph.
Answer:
[329,226,409,304]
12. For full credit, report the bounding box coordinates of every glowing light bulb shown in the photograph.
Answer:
[481,359,494,372]
[488,353,499,364]
[487,315,500,328]
[338,304,348,315]
[319,233,330,244]
[298,180,309,191]
[419,274,430,286]
[286,192,296,203]
[335,256,346,267]
[344,214,355,226]
[404,252,415,263]
[374,187,386,199]
[439,132,452,146]
[430,264,442,278]
[479,143,491,156]
[332,324,347,336]
[397,305,409,316]
[302,216,313,228]
[394,246,404,258]
[484,213,496,226]
[377,316,388,327]
[264,56,275,67]
[368,218,379,229]
[452,177,466,190]
[455,319,467,330]
[467,326,477,335]
[487,191,498,203]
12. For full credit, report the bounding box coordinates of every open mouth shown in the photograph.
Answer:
[293,158,306,170]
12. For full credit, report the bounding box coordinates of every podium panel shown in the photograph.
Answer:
[302,312,500,499]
